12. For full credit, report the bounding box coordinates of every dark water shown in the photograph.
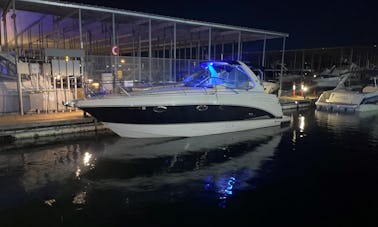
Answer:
[1,108,378,227]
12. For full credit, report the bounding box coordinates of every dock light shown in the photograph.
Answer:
[65,55,69,62]
[303,85,308,99]
[120,59,125,63]
[91,82,100,89]
[292,81,296,97]
[300,81,305,97]
[313,74,317,78]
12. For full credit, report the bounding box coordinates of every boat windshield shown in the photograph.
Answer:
[183,62,254,89]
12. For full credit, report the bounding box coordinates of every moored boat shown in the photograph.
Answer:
[75,61,290,138]
[316,74,378,112]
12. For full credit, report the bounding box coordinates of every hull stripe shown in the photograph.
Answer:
[82,105,275,124]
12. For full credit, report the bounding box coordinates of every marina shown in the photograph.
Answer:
[0,0,378,226]
[1,108,378,226]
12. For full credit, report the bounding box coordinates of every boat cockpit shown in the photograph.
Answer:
[183,61,256,90]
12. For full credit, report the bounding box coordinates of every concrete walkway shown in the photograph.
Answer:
[0,111,106,141]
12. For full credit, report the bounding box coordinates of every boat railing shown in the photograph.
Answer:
[126,86,241,97]
[84,79,244,99]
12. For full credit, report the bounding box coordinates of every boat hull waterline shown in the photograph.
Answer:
[104,117,290,138]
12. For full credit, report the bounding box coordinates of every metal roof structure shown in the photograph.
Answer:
[0,0,290,116]
[0,0,288,57]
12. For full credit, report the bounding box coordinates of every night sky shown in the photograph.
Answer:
[67,0,377,49]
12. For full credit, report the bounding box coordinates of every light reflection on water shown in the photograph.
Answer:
[315,110,378,144]
[315,110,378,129]
[0,125,288,211]
[82,126,288,211]
[1,108,378,225]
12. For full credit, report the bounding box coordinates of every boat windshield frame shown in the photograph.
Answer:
[183,61,255,90]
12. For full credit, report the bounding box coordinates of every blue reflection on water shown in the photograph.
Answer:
[204,175,238,208]
[225,177,236,195]
[204,176,236,194]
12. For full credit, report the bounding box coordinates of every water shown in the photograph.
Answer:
[1,108,378,226]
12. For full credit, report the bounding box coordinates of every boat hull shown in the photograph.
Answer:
[316,89,378,113]
[104,116,290,138]
[316,103,378,113]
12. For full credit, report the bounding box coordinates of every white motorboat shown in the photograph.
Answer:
[315,74,378,112]
[312,63,359,90]
[75,61,290,138]
[262,80,280,94]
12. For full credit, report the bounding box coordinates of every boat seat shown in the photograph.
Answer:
[362,86,378,93]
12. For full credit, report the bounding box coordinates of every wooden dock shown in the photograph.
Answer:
[279,95,318,110]
[0,111,106,143]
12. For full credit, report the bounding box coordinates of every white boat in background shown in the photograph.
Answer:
[248,66,279,95]
[315,74,378,112]
[312,63,359,90]
[74,61,290,138]
[262,80,279,94]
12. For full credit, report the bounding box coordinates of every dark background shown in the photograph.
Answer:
[64,0,378,49]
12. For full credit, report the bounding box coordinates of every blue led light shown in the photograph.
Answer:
[207,63,218,77]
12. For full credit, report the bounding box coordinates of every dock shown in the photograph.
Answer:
[279,95,318,110]
[0,111,106,143]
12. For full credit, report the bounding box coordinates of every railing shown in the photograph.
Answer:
[83,79,245,98]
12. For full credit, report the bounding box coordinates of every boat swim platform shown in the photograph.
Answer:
[0,111,107,143]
